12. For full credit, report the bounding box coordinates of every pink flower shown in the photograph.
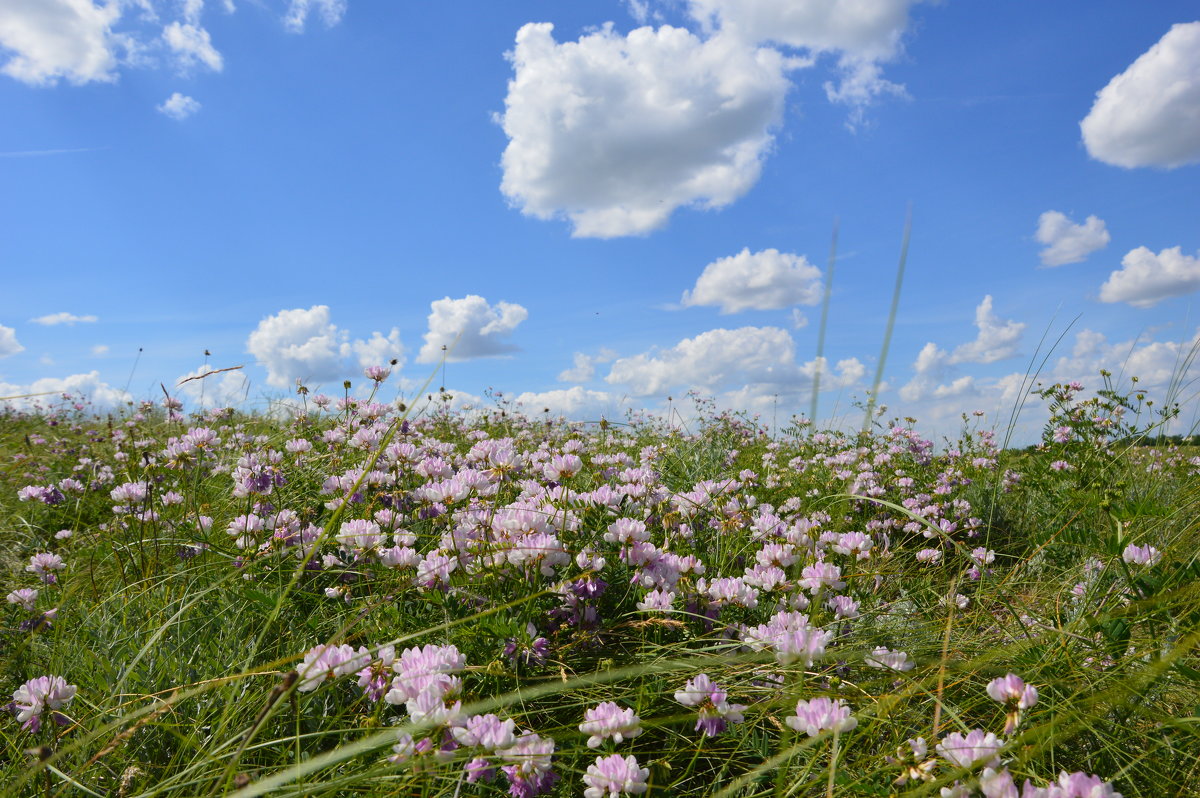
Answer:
[579,702,642,748]
[785,697,857,737]
[12,675,76,732]
[866,646,914,672]
[583,754,649,797]
[1021,771,1123,798]
[936,728,1002,769]
[1121,544,1161,566]
[25,552,65,584]
[674,673,746,737]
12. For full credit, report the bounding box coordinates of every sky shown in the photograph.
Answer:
[1,0,1199,443]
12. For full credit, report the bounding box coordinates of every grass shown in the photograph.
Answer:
[1,377,1199,797]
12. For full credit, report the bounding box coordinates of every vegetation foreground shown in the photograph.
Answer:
[3,374,1199,797]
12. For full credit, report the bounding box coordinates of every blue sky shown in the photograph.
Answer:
[2,0,1199,441]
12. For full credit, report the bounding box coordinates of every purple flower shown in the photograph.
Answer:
[936,728,1002,769]
[579,702,642,748]
[742,610,834,667]
[1020,771,1123,798]
[25,552,65,584]
[1121,544,1161,566]
[583,753,649,797]
[6,588,38,612]
[674,673,745,737]
[986,673,1037,736]
[296,643,370,692]
[785,696,857,737]
[12,675,76,733]
[866,646,914,672]
[500,731,558,798]
[453,713,518,750]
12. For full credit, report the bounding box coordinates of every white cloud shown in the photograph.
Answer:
[512,387,620,420]
[688,0,914,58]
[898,296,1024,401]
[681,247,822,313]
[0,324,23,357]
[247,305,348,387]
[0,371,128,409]
[688,0,917,124]
[558,348,618,383]
[175,363,248,409]
[606,326,800,396]
[1052,327,1200,395]
[91,344,109,355]
[351,328,404,369]
[790,309,809,329]
[158,91,201,120]
[163,21,222,71]
[949,295,1025,365]
[498,22,792,238]
[247,305,408,388]
[1035,210,1110,267]
[1099,246,1200,308]
[30,311,98,325]
[0,0,121,86]
[1080,22,1200,169]
[417,295,528,363]
[283,0,347,33]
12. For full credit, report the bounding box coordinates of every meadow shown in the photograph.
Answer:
[2,372,1198,797]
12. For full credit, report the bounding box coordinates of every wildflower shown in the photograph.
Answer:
[389,732,417,765]
[364,365,391,382]
[785,697,857,737]
[986,674,1037,735]
[1049,460,1072,472]
[337,518,385,553]
[296,643,369,692]
[1021,771,1123,798]
[6,588,38,612]
[12,675,76,732]
[799,560,845,593]
[635,588,675,612]
[356,646,397,701]
[579,702,642,748]
[1121,544,1161,566]
[453,713,518,750]
[500,731,558,798]
[936,728,1002,769]
[743,610,833,667]
[674,673,746,737]
[827,594,860,620]
[916,548,943,564]
[25,552,65,584]
[866,646,915,672]
[583,754,650,797]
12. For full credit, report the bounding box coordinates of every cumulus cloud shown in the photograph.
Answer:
[175,363,248,409]
[158,91,200,120]
[283,0,347,33]
[512,387,621,419]
[351,328,404,369]
[417,296,528,363]
[1080,22,1200,169]
[0,0,121,86]
[0,325,24,357]
[30,311,98,325]
[949,295,1025,365]
[606,326,801,396]
[246,305,403,387]
[163,21,222,71]
[1035,210,1110,267]
[688,0,917,124]
[1050,327,1200,402]
[0,371,128,409]
[898,295,1024,401]
[681,247,822,313]
[558,348,617,383]
[1099,246,1200,308]
[1,0,343,89]
[91,344,108,356]
[498,22,792,238]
